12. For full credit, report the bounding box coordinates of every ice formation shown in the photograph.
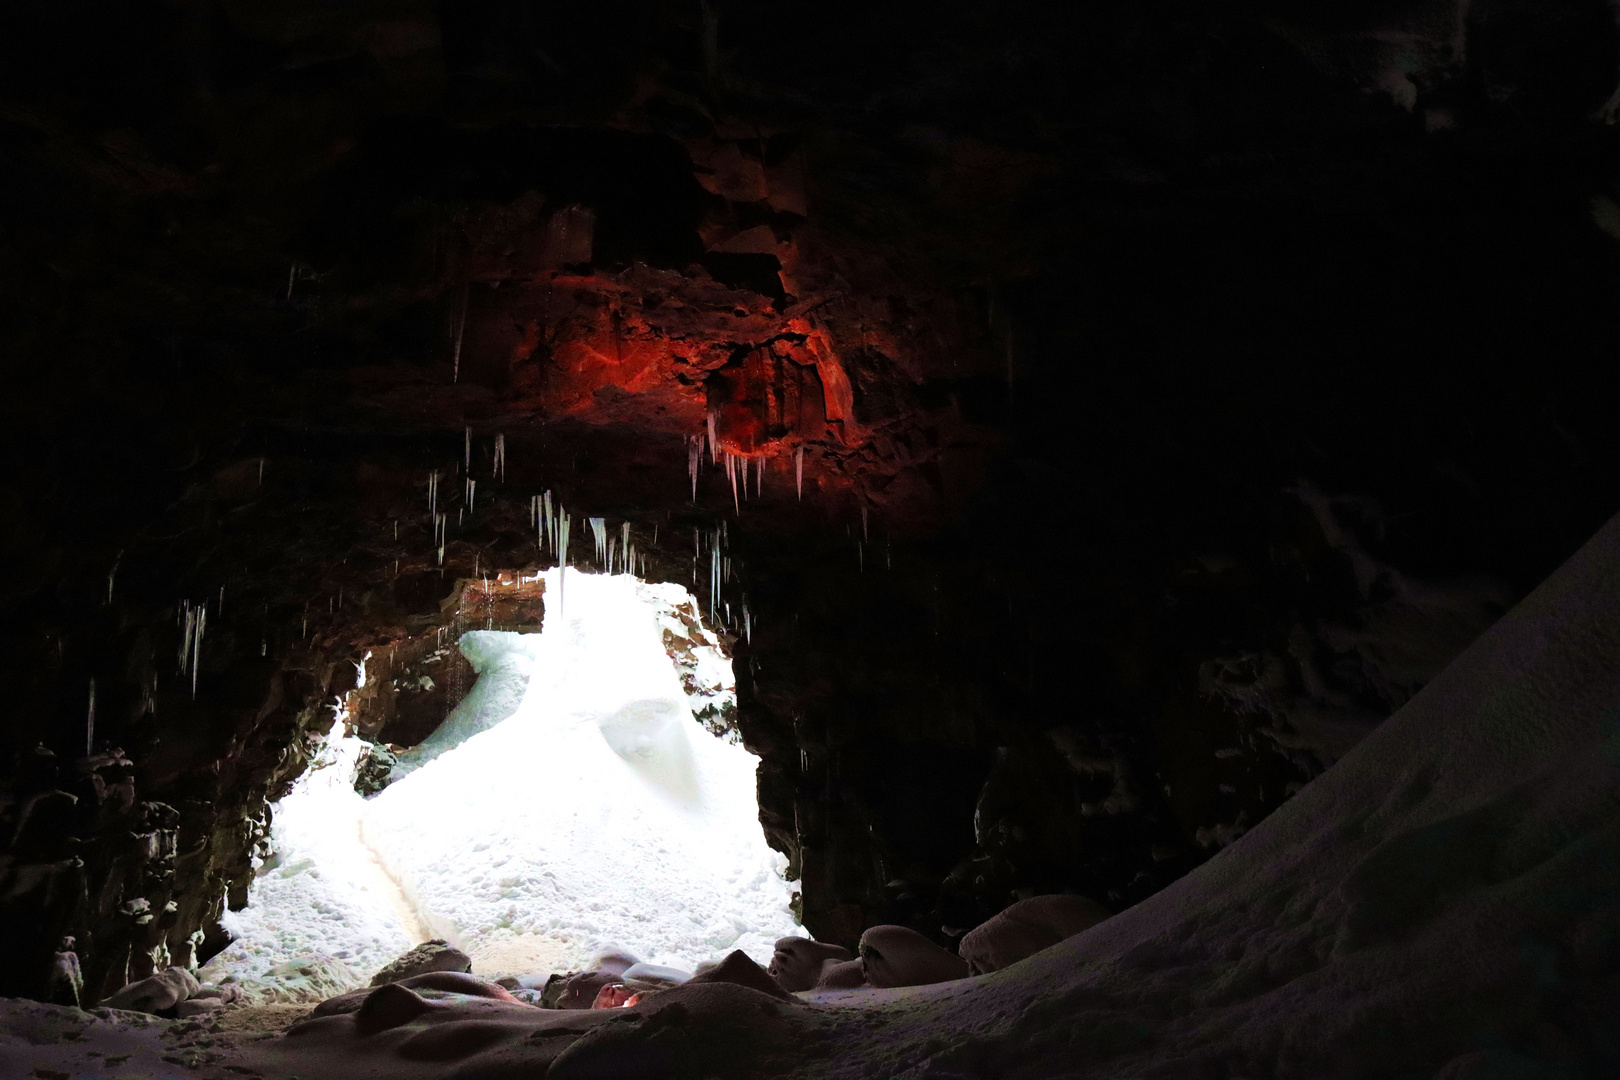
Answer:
[210,716,419,994]
[213,567,797,988]
[363,567,800,974]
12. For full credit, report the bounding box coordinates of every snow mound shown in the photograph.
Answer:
[211,722,418,990]
[362,567,801,974]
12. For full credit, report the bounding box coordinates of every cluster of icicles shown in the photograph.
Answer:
[132,420,790,731]
[441,428,755,642]
[688,414,807,513]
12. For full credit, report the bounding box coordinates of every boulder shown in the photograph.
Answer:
[686,950,793,1000]
[959,893,1113,975]
[369,940,472,986]
[857,926,969,988]
[768,936,853,992]
[101,966,199,1014]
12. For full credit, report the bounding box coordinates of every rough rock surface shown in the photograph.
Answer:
[99,965,198,1015]
[370,940,473,987]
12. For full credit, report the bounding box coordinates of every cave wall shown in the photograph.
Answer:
[3,0,1619,996]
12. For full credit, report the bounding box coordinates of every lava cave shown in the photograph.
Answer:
[3,1,1620,1077]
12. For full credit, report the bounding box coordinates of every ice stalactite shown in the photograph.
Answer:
[621,522,631,570]
[726,453,740,514]
[756,456,763,498]
[106,551,121,605]
[428,470,438,515]
[710,541,721,618]
[86,680,96,755]
[608,538,617,575]
[742,599,752,645]
[862,505,869,543]
[590,517,607,563]
[179,602,196,673]
[557,509,572,610]
[707,410,719,465]
[795,446,804,500]
[192,603,206,698]
[689,434,702,502]
[494,433,506,481]
[544,491,555,554]
[258,458,265,486]
[452,283,469,384]
[465,426,471,471]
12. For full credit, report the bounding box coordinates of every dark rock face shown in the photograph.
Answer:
[2,0,1618,1001]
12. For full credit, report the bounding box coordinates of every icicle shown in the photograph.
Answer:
[192,603,206,698]
[727,453,740,513]
[494,433,505,480]
[465,426,472,470]
[744,604,752,644]
[219,585,224,615]
[179,601,195,672]
[453,285,468,383]
[394,519,399,540]
[621,522,630,567]
[589,517,607,564]
[795,446,804,500]
[258,457,265,485]
[469,479,476,513]
[287,262,297,299]
[459,507,463,525]
[543,491,554,552]
[106,551,121,606]
[608,538,616,575]
[86,679,96,756]
[756,456,763,497]
[707,410,719,464]
[438,541,445,566]
[859,541,864,572]
[689,435,701,502]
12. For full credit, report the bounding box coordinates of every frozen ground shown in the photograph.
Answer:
[208,567,800,991]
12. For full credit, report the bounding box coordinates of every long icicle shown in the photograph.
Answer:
[707,410,718,465]
[795,446,804,500]
[452,282,468,383]
[192,603,207,698]
[689,435,701,502]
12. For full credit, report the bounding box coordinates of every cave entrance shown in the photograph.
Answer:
[208,566,801,993]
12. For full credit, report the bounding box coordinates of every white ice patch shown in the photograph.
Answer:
[210,716,418,992]
[363,567,801,975]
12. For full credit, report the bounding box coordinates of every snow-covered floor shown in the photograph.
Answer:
[209,567,801,991]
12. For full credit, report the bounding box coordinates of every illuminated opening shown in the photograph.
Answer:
[209,567,800,993]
